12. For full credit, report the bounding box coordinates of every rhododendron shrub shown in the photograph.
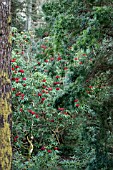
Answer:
[12,31,79,167]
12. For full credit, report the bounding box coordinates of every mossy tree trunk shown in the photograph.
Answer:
[0,1,12,170]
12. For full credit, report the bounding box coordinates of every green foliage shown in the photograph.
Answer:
[12,0,113,169]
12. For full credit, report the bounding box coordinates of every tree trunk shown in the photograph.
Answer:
[26,0,32,30]
[0,1,12,170]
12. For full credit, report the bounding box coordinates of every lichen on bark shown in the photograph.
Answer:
[0,1,12,170]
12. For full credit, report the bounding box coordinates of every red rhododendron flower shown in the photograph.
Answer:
[15,78,19,81]
[11,58,16,62]
[54,147,58,150]
[22,77,27,80]
[41,45,47,49]
[79,61,82,64]
[56,87,60,90]
[74,99,78,102]
[15,136,18,138]
[28,110,32,113]
[50,119,54,122]
[64,67,68,70]
[42,90,46,93]
[37,62,41,65]
[55,75,60,79]
[89,86,93,89]
[12,78,15,81]
[76,104,80,107]
[20,108,23,112]
[41,97,46,101]
[15,77,19,83]
[64,112,69,116]
[44,59,49,62]
[47,150,52,153]
[42,79,46,82]
[41,146,46,150]
[58,108,65,111]
[48,87,52,91]
[21,94,25,97]
[15,65,20,68]
[38,93,42,96]
[74,58,78,60]
[31,111,35,115]
[28,110,35,115]
[50,57,54,61]
[35,114,39,118]
[21,51,24,55]
[15,92,21,96]
[57,57,62,61]
[12,88,16,91]
[18,69,24,73]
[83,53,87,56]
[14,136,18,142]
[15,80,19,83]
[53,82,60,85]
[23,84,26,87]
[12,67,15,71]
[42,86,46,89]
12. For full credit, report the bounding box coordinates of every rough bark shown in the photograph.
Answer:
[0,0,12,170]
